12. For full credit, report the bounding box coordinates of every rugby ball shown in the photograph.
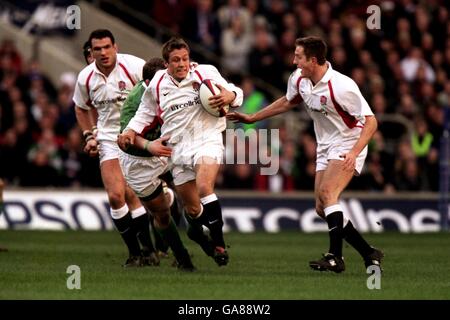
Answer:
[199,79,230,117]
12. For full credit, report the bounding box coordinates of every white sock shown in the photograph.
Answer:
[324,204,342,217]
[110,204,129,219]
[131,206,146,219]
[200,193,218,205]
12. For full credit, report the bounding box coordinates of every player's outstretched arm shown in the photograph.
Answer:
[226,111,254,123]
[227,96,295,124]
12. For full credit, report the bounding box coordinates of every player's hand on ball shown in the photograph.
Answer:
[208,84,233,110]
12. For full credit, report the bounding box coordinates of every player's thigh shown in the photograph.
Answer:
[100,159,125,191]
[314,170,325,196]
[319,159,354,200]
[195,157,220,197]
[174,180,201,213]
[125,185,142,210]
[100,159,126,197]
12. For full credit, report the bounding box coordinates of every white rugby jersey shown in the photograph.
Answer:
[73,53,145,142]
[286,62,374,146]
[127,64,243,144]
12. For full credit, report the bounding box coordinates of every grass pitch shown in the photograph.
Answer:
[0,230,449,300]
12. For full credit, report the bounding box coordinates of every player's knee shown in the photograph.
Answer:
[196,181,214,197]
[154,210,170,227]
[148,196,170,215]
[184,203,202,217]
[317,186,335,205]
[315,205,325,219]
[107,190,125,208]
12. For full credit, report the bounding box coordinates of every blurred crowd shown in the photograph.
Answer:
[0,39,102,187]
[0,0,448,192]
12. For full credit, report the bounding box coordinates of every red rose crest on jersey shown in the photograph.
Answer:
[192,82,200,92]
[118,81,126,91]
[319,95,328,115]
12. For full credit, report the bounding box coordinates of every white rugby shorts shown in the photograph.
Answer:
[169,131,224,186]
[119,150,169,198]
[98,140,120,164]
[316,140,368,175]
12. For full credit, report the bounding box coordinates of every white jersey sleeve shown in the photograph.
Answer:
[126,84,157,134]
[73,67,93,110]
[286,69,302,102]
[333,75,374,122]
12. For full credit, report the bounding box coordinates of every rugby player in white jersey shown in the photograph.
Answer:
[73,29,158,267]
[119,37,243,266]
[118,57,195,271]
[227,36,384,273]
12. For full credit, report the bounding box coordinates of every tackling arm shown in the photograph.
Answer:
[132,135,172,157]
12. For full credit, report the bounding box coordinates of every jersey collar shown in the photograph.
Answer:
[319,61,333,83]
[166,67,196,87]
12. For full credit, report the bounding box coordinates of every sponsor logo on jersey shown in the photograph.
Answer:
[169,96,201,111]
[92,96,126,106]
